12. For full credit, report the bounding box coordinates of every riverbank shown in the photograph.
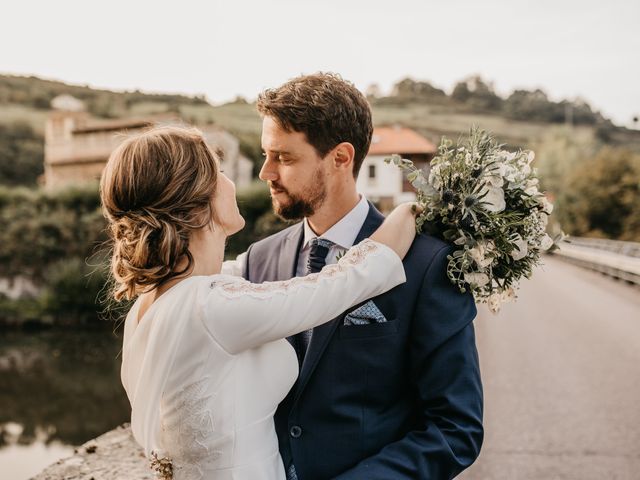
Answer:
[1,328,131,479]
[32,424,151,480]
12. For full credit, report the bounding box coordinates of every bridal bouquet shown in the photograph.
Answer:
[386,128,562,313]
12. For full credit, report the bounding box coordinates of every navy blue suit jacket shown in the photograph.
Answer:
[242,203,483,479]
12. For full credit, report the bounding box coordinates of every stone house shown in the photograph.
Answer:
[44,96,253,189]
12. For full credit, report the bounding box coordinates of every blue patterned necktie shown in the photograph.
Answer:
[295,237,334,362]
[307,237,334,274]
[287,238,334,480]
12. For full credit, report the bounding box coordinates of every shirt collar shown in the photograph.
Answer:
[302,195,370,250]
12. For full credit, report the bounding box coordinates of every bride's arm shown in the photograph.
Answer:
[202,239,405,354]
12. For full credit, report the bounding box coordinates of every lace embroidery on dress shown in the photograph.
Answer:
[210,239,383,299]
[159,376,221,480]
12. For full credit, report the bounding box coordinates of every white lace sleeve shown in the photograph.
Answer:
[202,239,406,354]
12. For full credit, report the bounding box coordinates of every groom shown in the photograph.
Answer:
[241,73,483,479]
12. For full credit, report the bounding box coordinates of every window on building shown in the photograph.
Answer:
[368,164,376,179]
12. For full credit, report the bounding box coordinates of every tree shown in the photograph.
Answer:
[534,126,599,197]
[556,147,640,239]
[451,81,471,103]
[390,78,447,102]
[451,75,502,110]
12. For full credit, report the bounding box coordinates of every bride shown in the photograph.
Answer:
[100,126,419,480]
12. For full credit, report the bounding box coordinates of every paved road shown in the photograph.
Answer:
[458,255,640,480]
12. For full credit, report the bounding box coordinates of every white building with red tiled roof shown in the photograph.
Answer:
[357,126,437,210]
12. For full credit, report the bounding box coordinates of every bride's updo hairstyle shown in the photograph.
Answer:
[100,125,218,301]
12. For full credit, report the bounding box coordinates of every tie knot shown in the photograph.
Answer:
[307,237,334,274]
[310,237,334,250]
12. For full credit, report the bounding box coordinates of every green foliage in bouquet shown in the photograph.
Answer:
[386,128,563,312]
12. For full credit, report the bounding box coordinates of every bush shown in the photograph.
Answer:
[38,258,109,325]
[556,148,640,240]
[0,122,44,186]
[0,181,288,325]
[0,184,106,281]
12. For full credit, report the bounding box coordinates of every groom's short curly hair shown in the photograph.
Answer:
[256,72,373,178]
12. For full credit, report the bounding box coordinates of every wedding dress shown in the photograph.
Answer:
[120,239,405,480]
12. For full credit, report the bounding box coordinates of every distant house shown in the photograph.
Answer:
[356,126,437,210]
[44,96,253,189]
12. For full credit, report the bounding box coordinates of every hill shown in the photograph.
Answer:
[1,73,640,186]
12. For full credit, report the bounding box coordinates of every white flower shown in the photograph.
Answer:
[464,272,490,287]
[538,212,549,229]
[523,179,540,196]
[540,234,554,251]
[499,164,518,182]
[469,242,494,267]
[527,178,540,187]
[511,235,528,260]
[539,196,554,214]
[501,287,516,302]
[499,151,517,162]
[464,152,473,166]
[526,150,535,164]
[478,186,506,213]
[488,293,503,313]
[524,185,539,196]
[484,173,504,188]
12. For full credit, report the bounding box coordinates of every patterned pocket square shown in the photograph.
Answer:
[344,300,387,326]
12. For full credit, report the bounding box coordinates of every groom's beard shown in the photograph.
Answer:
[269,172,327,221]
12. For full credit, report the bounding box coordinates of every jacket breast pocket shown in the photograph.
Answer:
[339,319,400,339]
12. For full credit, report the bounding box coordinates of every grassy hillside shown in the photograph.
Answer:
[1,73,640,187]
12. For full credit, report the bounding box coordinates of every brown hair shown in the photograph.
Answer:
[256,72,373,178]
[100,125,218,301]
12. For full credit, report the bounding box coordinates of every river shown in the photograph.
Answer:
[0,328,130,480]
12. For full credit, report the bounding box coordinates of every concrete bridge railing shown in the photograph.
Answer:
[552,237,640,285]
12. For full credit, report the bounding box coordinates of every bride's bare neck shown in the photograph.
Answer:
[136,226,226,322]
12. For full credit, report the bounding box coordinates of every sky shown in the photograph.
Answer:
[3,0,639,127]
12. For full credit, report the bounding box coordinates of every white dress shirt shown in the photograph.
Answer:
[296,195,370,276]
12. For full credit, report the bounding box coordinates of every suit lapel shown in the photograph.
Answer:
[277,223,304,281]
[294,201,385,401]
[279,224,304,350]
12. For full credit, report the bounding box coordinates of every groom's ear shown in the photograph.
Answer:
[332,142,355,173]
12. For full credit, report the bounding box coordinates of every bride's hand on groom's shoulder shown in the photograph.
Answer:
[370,203,420,260]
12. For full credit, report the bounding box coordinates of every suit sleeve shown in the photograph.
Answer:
[201,240,406,355]
[334,245,484,480]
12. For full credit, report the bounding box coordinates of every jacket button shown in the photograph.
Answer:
[290,425,302,438]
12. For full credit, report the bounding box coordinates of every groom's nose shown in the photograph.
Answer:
[259,158,278,182]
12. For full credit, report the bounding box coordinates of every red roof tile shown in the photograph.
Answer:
[368,126,437,155]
